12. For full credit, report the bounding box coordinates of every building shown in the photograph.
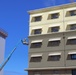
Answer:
[25,2,76,75]
[0,28,7,75]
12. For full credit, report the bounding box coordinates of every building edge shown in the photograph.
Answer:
[28,2,76,14]
[0,28,8,38]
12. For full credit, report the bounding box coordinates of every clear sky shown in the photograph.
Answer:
[0,0,76,75]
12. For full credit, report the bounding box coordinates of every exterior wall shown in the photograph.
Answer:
[29,9,64,35]
[0,36,6,75]
[29,32,76,69]
[28,70,72,75]
[29,31,76,68]
[29,3,76,35]
[27,2,76,75]
[64,31,76,67]
[0,29,7,75]
[29,33,64,68]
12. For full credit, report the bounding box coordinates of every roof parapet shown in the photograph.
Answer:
[0,28,8,38]
[28,2,76,14]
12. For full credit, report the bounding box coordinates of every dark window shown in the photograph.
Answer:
[48,55,60,61]
[71,54,76,60]
[51,13,59,19]
[70,10,76,16]
[51,27,59,32]
[30,57,42,62]
[31,42,42,48]
[34,72,41,75]
[70,24,76,30]
[67,39,76,45]
[72,69,76,75]
[34,29,42,34]
[34,16,42,22]
[48,40,60,47]
[53,70,59,74]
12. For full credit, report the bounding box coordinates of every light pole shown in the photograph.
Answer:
[0,38,28,71]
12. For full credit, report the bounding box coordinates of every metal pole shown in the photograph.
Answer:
[0,39,21,71]
[0,38,28,71]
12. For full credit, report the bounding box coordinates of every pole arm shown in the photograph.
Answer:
[0,39,21,71]
[0,38,28,71]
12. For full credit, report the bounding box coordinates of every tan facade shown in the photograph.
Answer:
[26,2,76,75]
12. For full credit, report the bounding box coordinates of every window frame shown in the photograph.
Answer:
[48,40,60,47]
[69,10,76,16]
[48,55,60,61]
[30,57,42,62]
[34,29,42,34]
[48,13,59,20]
[31,42,42,48]
[71,54,76,60]
[67,39,76,45]
[66,10,76,17]
[51,26,59,32]
[31,16,42,22]
[70,24,76,30]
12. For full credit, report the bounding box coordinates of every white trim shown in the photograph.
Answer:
[49,38,61,41]
[48,24,60,27]
[68,36,76,39]
[31,13,42,16]
[66,7,76,11]
[68,51,76,54]
[25,66,76,71]
[49,52,61,56]
[32,27,42,30]
[48,10,60,14]
[31,54,42,57]
[31,40,43,43]
[67,21,76,25]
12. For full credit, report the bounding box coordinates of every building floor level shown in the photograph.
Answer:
[28,69,76,75]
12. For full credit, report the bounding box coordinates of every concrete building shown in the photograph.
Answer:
[25,2,76,75]
[0,28,7,75]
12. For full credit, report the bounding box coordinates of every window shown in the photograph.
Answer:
[34,71,41,75]
[48,40,60,47]
[71,54,76,60]
[30,57,42,62]
[53,70,59,74]
[34,74,41,75]
[67,39,76,45]
[70,10,76,16]
[51,13,59,19]
[51,26,59,32]
[34,29,42,34]
[48,13,59,19]
[70,24,76,30]
[66,10,76,17]
[72,69,76,75]
[48,55,60,61]
[31,42,42,48]
[31,16,42,22]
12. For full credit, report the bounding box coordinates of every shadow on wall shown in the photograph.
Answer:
[4,70,27,75]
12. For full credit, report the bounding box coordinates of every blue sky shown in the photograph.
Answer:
[0,0,76,75]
